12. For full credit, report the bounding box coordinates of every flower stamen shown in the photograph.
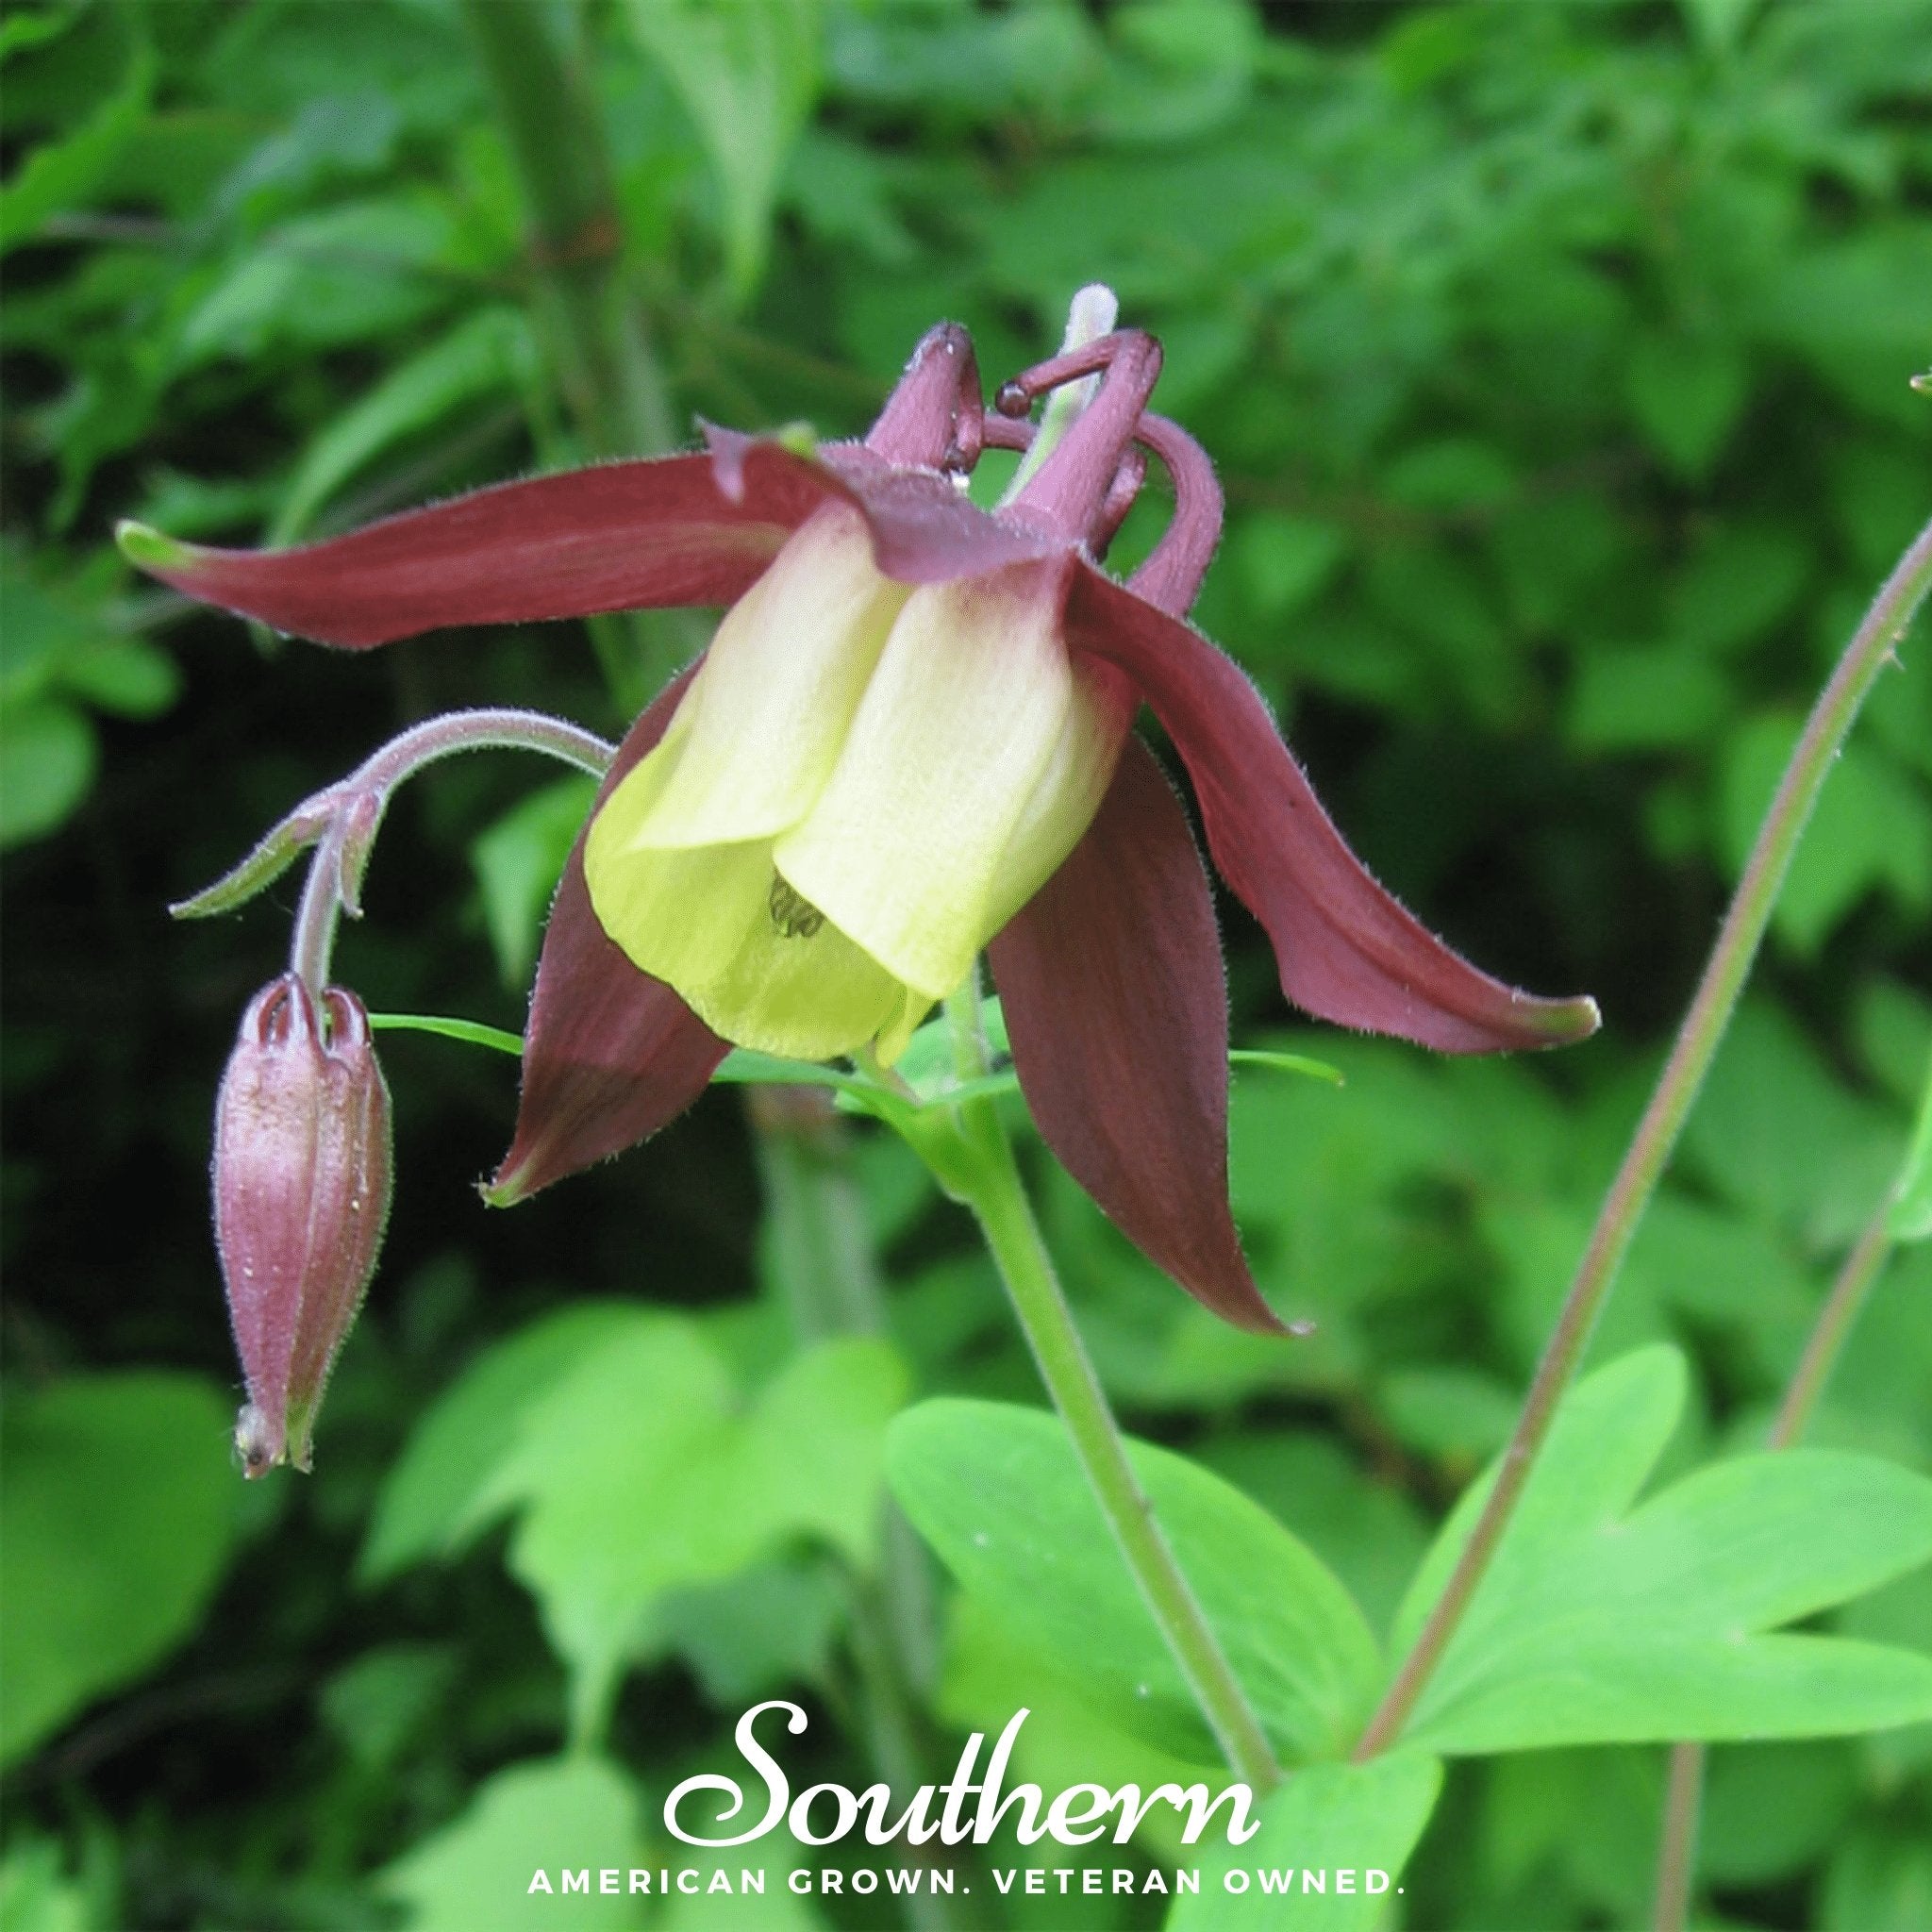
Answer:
[768,874,827,940]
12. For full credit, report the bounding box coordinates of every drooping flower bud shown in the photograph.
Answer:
[213,974,391,1476]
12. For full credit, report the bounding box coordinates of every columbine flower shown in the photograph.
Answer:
[123,316,1594,1331]
[213,974,392,1474]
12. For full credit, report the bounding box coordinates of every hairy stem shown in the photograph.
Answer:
[289,821,349,1001]
[936,984,1283,1792]
[350,708,612,792]
[1355,513,1932,1761]
[1651,1740,1707,1932]
[1652,1191,1901,1931]
[1770,1200,1898,1451]
[285,708,614,995]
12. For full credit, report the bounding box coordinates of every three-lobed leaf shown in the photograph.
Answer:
[364,1307,908,1743]
[887,1399,1382,1767]
[1389,1347,1932,1754]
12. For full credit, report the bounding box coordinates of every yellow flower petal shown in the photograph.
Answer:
[618,502,910,851]
[775,558,1133,998]
[584,812,926,1063]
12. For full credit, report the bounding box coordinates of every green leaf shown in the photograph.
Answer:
[1888,1050,1932,1242]
[1230,512,1347,619]
[1168,1754,1442,1931]
[362,1304,641,1581]
[1666,520,1810,661]
[0,39,151,254]
[734,1337,909,1563]
[0,1373,240,1766]
[1191,1430,1432,1641]
[0,546,179,727]
[175,192,459,365]
[654,1558,842,1706]
[1676,0,1763,54]
[1473,1744,1663,1924]
[1700,1740,1859,1888]
[625,0,819,304]
[1565,644,1731,753]
[886,1400,1382,1766]
[1767,226,1932,426]
[1625,332,1748,480]
[938,1593,1225,1868]
[470,773,599,989]
[58,636,178,718]
[366,1308,907,1741]
[1383,439,1517,512]
[1720,718,1932,956]
[1389,1347,1932,1754]
[1852,976,1932,1112]
[1376,1366,1518,1472]
[1823,1829,1932,1932]
[0,698,95,848]
[375,1755,644,1932]
[271,307,533,542]
[320,1642,458,1774]
[0,1839,91,1932]
[1683,1000,1904,1243]
[0,11,79,65]
[1094,0,1259,146]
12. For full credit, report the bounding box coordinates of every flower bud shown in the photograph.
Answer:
[213,974,391,1476]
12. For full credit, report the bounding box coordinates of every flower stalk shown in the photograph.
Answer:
[175,707,613,994]
[1768,1199,1900,1451]
[923,978,1284,1795]
[1354,513,1932,1762]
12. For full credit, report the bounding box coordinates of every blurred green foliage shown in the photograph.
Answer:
[3,1,1929,1927]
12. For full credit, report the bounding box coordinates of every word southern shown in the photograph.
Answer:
[660,1702,1260,1850]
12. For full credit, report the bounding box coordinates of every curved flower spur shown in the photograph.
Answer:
[123,309,1597,1335]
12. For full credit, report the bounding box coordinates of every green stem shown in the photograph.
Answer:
[458,0,673,455]
[933,985,1283,1793]
[459,0,697,710]
[1652,1193,1900,1932]
[1354,513,1932,1762]
[751,1103,960,1930]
